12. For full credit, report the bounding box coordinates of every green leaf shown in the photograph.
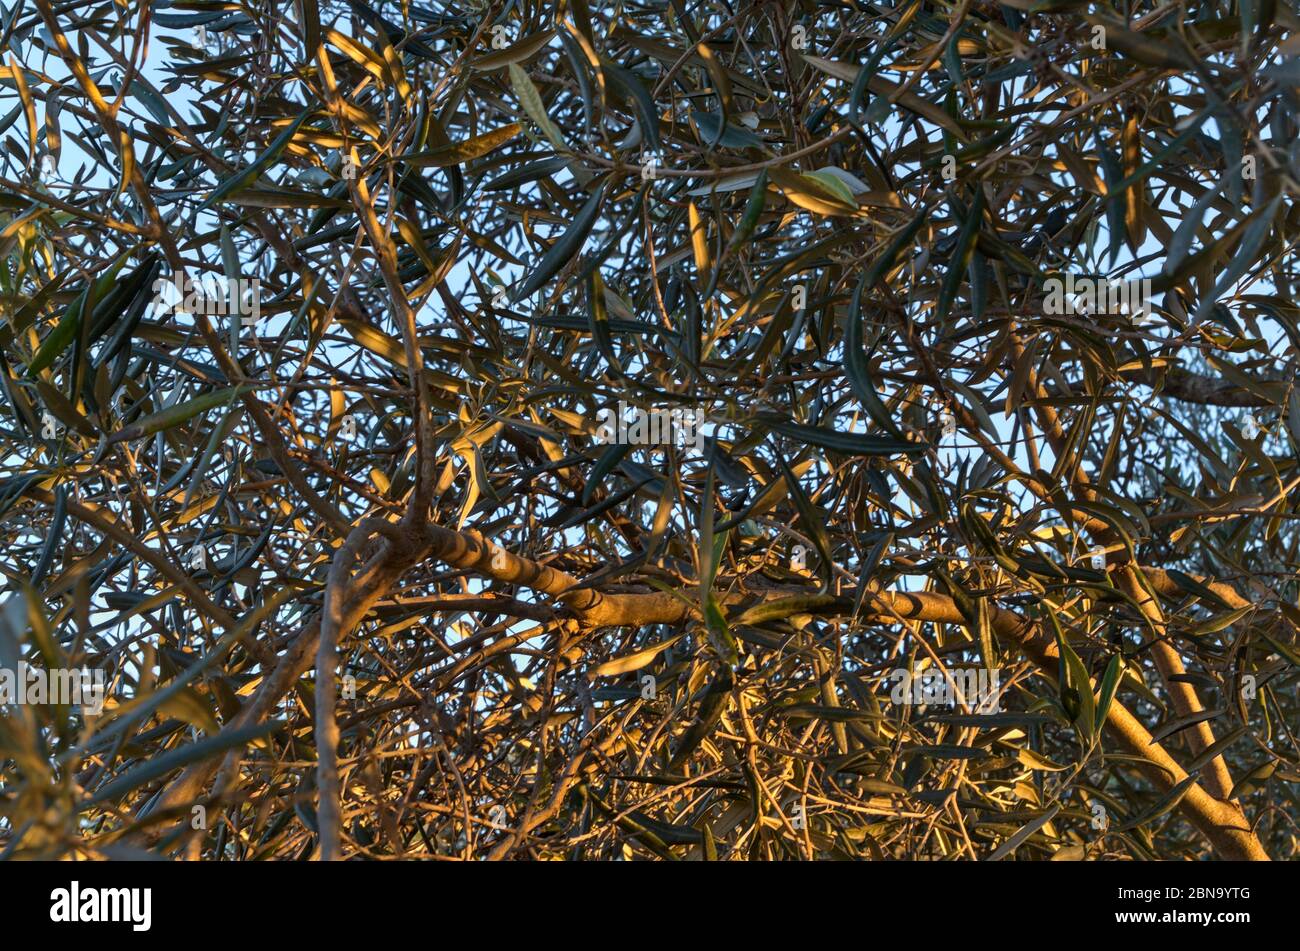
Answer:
[1046,603,1095,741]
[198,109,314,211]
[1114,775,1198,832]
[1094,654,1121,735]
[515,181,607,300]
[986,804,1061,861]
[600,58,661,151]
[509,64,567,153]
[27,252,130,377]
[843,275,903,438]
[87,721,284,807]
[774,452,834,587]
[937,189,985,323]
[471,31,556,71]
[1194,194,1282,322]
[10,267,70,335]
[401,123,523,167]
[582,442,629,507]
[691,111,765,150]
[107,385,250,444]
[763,419,926,457]
[297,0,320,54]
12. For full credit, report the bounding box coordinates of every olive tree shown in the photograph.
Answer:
[0,0,1296,860]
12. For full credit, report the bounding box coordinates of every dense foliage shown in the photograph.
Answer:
[0,0,1297,860]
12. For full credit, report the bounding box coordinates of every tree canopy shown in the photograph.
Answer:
[0,0,1298,860]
